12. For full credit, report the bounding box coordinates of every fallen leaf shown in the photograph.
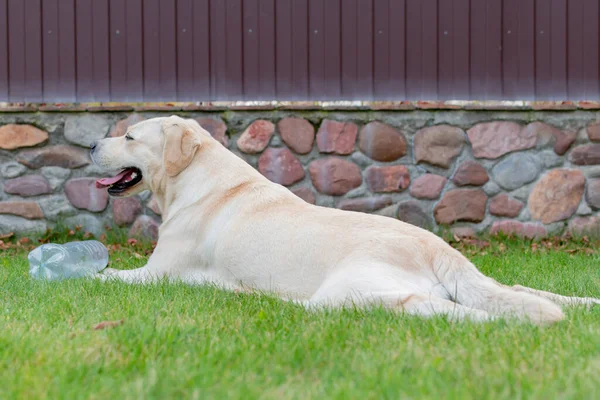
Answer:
[0,232,14,240]
[93,319,124,330]
[133,252,143,259]
[127,238,138,246]
[18,237,30,245]
[83,232,92,239]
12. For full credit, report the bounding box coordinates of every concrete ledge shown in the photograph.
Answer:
[1,100,599,112]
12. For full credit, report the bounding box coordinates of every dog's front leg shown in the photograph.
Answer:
[96,266,159,284]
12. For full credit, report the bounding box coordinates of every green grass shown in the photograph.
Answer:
[2,232,600,399]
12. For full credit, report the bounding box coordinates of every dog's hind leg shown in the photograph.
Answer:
[511,285,600,308]
[379,292,494,322]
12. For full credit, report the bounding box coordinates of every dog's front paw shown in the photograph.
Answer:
[94,267,119,281]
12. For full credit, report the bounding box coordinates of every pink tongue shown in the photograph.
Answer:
[96,170,129,188]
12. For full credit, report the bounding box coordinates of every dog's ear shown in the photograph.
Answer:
[162,118,202,177]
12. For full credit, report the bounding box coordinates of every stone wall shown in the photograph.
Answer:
[1,102,600,240]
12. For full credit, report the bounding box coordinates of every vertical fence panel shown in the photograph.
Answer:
[516,0,535,100]
[178,0,195,100]
[111,0,143,101]
[550,0,567,100]
[92,0,110,101]
[452,0,470,99]
[159,0,177,99]
[192,0,211,99]
[309,0,325,99]
[224,0,243,99]
[484,0,502,99]
[503,0,519,100]
[535,0,552,100]
[438,0,455,100]
[469,1,486,99]
[421,0,438,99]
[291,0,309,99]
[24,0,43,101]
[42,0,59,101]
[341,0,358,98]
[582,0,599,99]
[568,0,585,100]
[322,0,341,99]
[110,0,129,100]
[406,0,422,99]
[210,0,227,100]
[255,0,276,99]
[373,0,389,98]
[44,0,77,101]
[275,0,293,98]
[388,0,406,99]
[8,0,26,101]
[356,0,374,99]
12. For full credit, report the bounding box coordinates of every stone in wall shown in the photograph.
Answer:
[413,125,465,168]
[490,220,546,240]
[0,201,44,219]
[452,161,488,186]
[258,148,305,186]
[237,120,274,154]
[64,178,109,212]
[587,121,600,142]
[129,215,160,241]
[568,216,600,237]
[0,162,26,178]
[4,175,52,197]
[337,197,393,213]
[434,189,488,224]
[491,153,540,190]
[17,145,91,169]
[278,117,315,154]
[64,115,110,147]
[41,167,71,190]
[113,197,143,226]
[365,165,410,193]
[409,174,447,200]
[64,214,105,237]
[397,201,432,230]
[467,121,535,159]
[528,169,585,224]
[110,114,145,137]
[523,121,575,155]
[309,157,362,196]
[570,144,600,165]
[0,215,47,235]
[0,124,48,150]
[196,118,229,147]
[586,178,600,209]
[358,121,407,161]
[316,119,358,155]
[489,194,524,218]
[291,187,316,204]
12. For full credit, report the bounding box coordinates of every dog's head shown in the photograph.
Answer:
[91,115,210,197]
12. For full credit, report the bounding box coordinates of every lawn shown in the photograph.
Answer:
[2,230,600,399]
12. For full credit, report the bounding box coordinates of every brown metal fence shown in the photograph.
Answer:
[1,0,599,102]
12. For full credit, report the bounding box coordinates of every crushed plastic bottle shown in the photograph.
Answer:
[28,240,109,280]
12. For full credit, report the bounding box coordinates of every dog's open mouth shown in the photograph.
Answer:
[95,167,143,195]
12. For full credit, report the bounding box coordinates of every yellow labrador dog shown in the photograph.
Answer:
[90,115,599,324]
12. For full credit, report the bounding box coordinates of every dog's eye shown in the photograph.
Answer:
[125,134,134,141]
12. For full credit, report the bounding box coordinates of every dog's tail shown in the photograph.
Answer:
[434,248,564,325]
